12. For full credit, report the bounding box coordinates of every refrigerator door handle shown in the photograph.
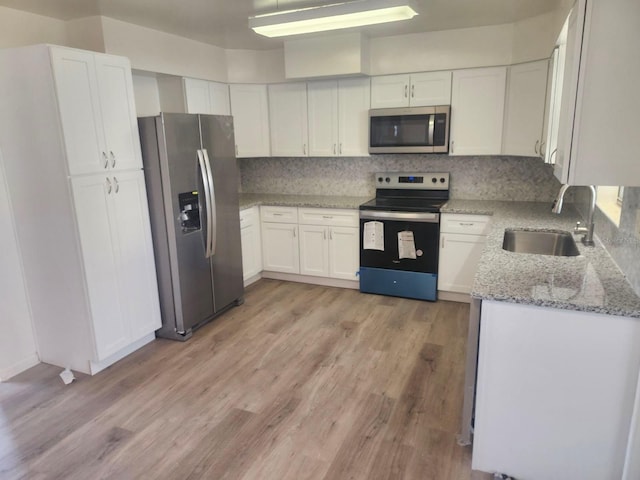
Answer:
[197,149,213,258]
[202,148,217,257]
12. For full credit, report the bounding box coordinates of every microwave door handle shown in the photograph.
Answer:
[428,114,435,146]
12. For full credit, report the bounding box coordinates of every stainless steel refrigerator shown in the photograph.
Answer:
[138,113,244,341]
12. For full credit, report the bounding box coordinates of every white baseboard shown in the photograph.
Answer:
[438,290,472,303]
[244,273,262,287]
[0,352,40,381]
[262,271,359,290]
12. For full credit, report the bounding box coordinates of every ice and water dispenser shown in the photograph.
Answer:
[178,191,201,233]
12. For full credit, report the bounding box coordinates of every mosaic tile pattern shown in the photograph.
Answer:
[239,155,562,201]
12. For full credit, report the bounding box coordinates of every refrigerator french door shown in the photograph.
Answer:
[138,113,243,340]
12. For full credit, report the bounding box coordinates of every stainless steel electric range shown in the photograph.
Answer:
[359,172,450,301]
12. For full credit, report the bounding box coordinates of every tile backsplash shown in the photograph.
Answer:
[239,155,562,201]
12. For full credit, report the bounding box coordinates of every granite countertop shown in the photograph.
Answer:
[443,199,640,318]
[239,193,371,210]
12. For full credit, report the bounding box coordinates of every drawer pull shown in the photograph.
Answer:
[459,222,475,226]
[322,216,333,219]
[273,213,283,216]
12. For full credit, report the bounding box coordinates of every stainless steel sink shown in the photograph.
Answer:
[502,229,580,256]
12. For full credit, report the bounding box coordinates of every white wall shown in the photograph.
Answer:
[100,17,229,82]
[132,71,161,116]
[0,6,67,49]
[0,148,39,381]
[226,48,286,84]
[65,16,106,52]
[370,23,514,75]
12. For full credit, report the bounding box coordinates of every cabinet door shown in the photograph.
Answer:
[208,81,230,115]
[71,175,129,360]
[410,71,452,107]
[329,226,359,280]
[438,233,486,294]
[544,45,566,165]
[109,171,161,340]
[307,80,339,157]
[268,83,308,157]
[229,84,270,158]
[299,225,329,277]
[370,74,410,108]
[261,222,299,273]
[95,54,143,172]
[338,78,371,156]
[450,67,507,156]
[51,47,107,176]
[183,77,211,114]
[240,210,262,282]
[502,60,549,157]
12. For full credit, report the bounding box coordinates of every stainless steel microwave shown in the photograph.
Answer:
[369,106,451,154]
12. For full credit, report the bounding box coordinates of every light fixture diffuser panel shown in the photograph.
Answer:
[249,0,418,38]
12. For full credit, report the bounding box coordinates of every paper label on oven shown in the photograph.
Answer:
[398,231,417,259]
[363,221,384,251]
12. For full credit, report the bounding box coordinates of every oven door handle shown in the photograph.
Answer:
[360,211,440,223]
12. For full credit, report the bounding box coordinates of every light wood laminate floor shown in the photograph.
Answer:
[1,280,492,479]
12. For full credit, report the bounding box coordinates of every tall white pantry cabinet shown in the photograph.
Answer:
[0,45,161,375]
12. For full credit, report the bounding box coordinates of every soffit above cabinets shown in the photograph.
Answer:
[0,0,564,50]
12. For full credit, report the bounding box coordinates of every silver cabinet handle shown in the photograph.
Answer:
[441,235,445,249]
[106,177,112,194]
[411,84,415,98]
[323,230,326,240]
[110,151,116,168]
[235,144,239,156]
[459,222,474,226]
[329,228,333,240]
[451,141,455,154]
[539,142,546,158]
[549,148,558,163]
[102,152,108,169]
[333,144,337,155]
[303,143,307,155]
[293,227,296,238]
[535,140,540,154]
[322,215,333,219]
[339,143,343,155]
[113,176,119,193]
[404,84,408,98]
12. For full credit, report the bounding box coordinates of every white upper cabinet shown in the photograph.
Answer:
[307,80,339,156]
[502,60,549,158]
[268,82,309,157]
[337,77,371,157]
[307,78,370,157]
[450,67,507,156]
[229,84,270,158]
[183,77,230,115]
[554,0,640,186]
[371,71,452,108]
[51,48,141,175]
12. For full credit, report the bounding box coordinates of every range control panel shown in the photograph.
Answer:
[375,172,450,190]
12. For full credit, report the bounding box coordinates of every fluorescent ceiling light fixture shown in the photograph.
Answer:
[249,0,418,38]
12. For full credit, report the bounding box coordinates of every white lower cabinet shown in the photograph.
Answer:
[474,301,640,479]
[72,171,161,361]
[260,206,359,282]
[261,206,300,274]
[239,206,262,284]
[438,214,491,294]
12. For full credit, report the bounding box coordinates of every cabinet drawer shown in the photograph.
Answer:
[260,206,298,224]
[240,206,257,227]
[298,208,358,227]
[440,214,492,235]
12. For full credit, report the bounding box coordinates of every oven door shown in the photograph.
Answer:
[359,210,440,301]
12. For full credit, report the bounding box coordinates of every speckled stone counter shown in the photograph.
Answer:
[442,200,640,318]
[239,193,371,210]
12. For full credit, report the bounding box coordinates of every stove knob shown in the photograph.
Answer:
[440,177,446,183]
[378,177,383,183]
[431,177,437,183]
[385,177,391,183]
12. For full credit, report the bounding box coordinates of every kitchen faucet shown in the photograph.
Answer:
[551,184,597,246]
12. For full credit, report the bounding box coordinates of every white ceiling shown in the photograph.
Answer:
[0,0,564,50]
